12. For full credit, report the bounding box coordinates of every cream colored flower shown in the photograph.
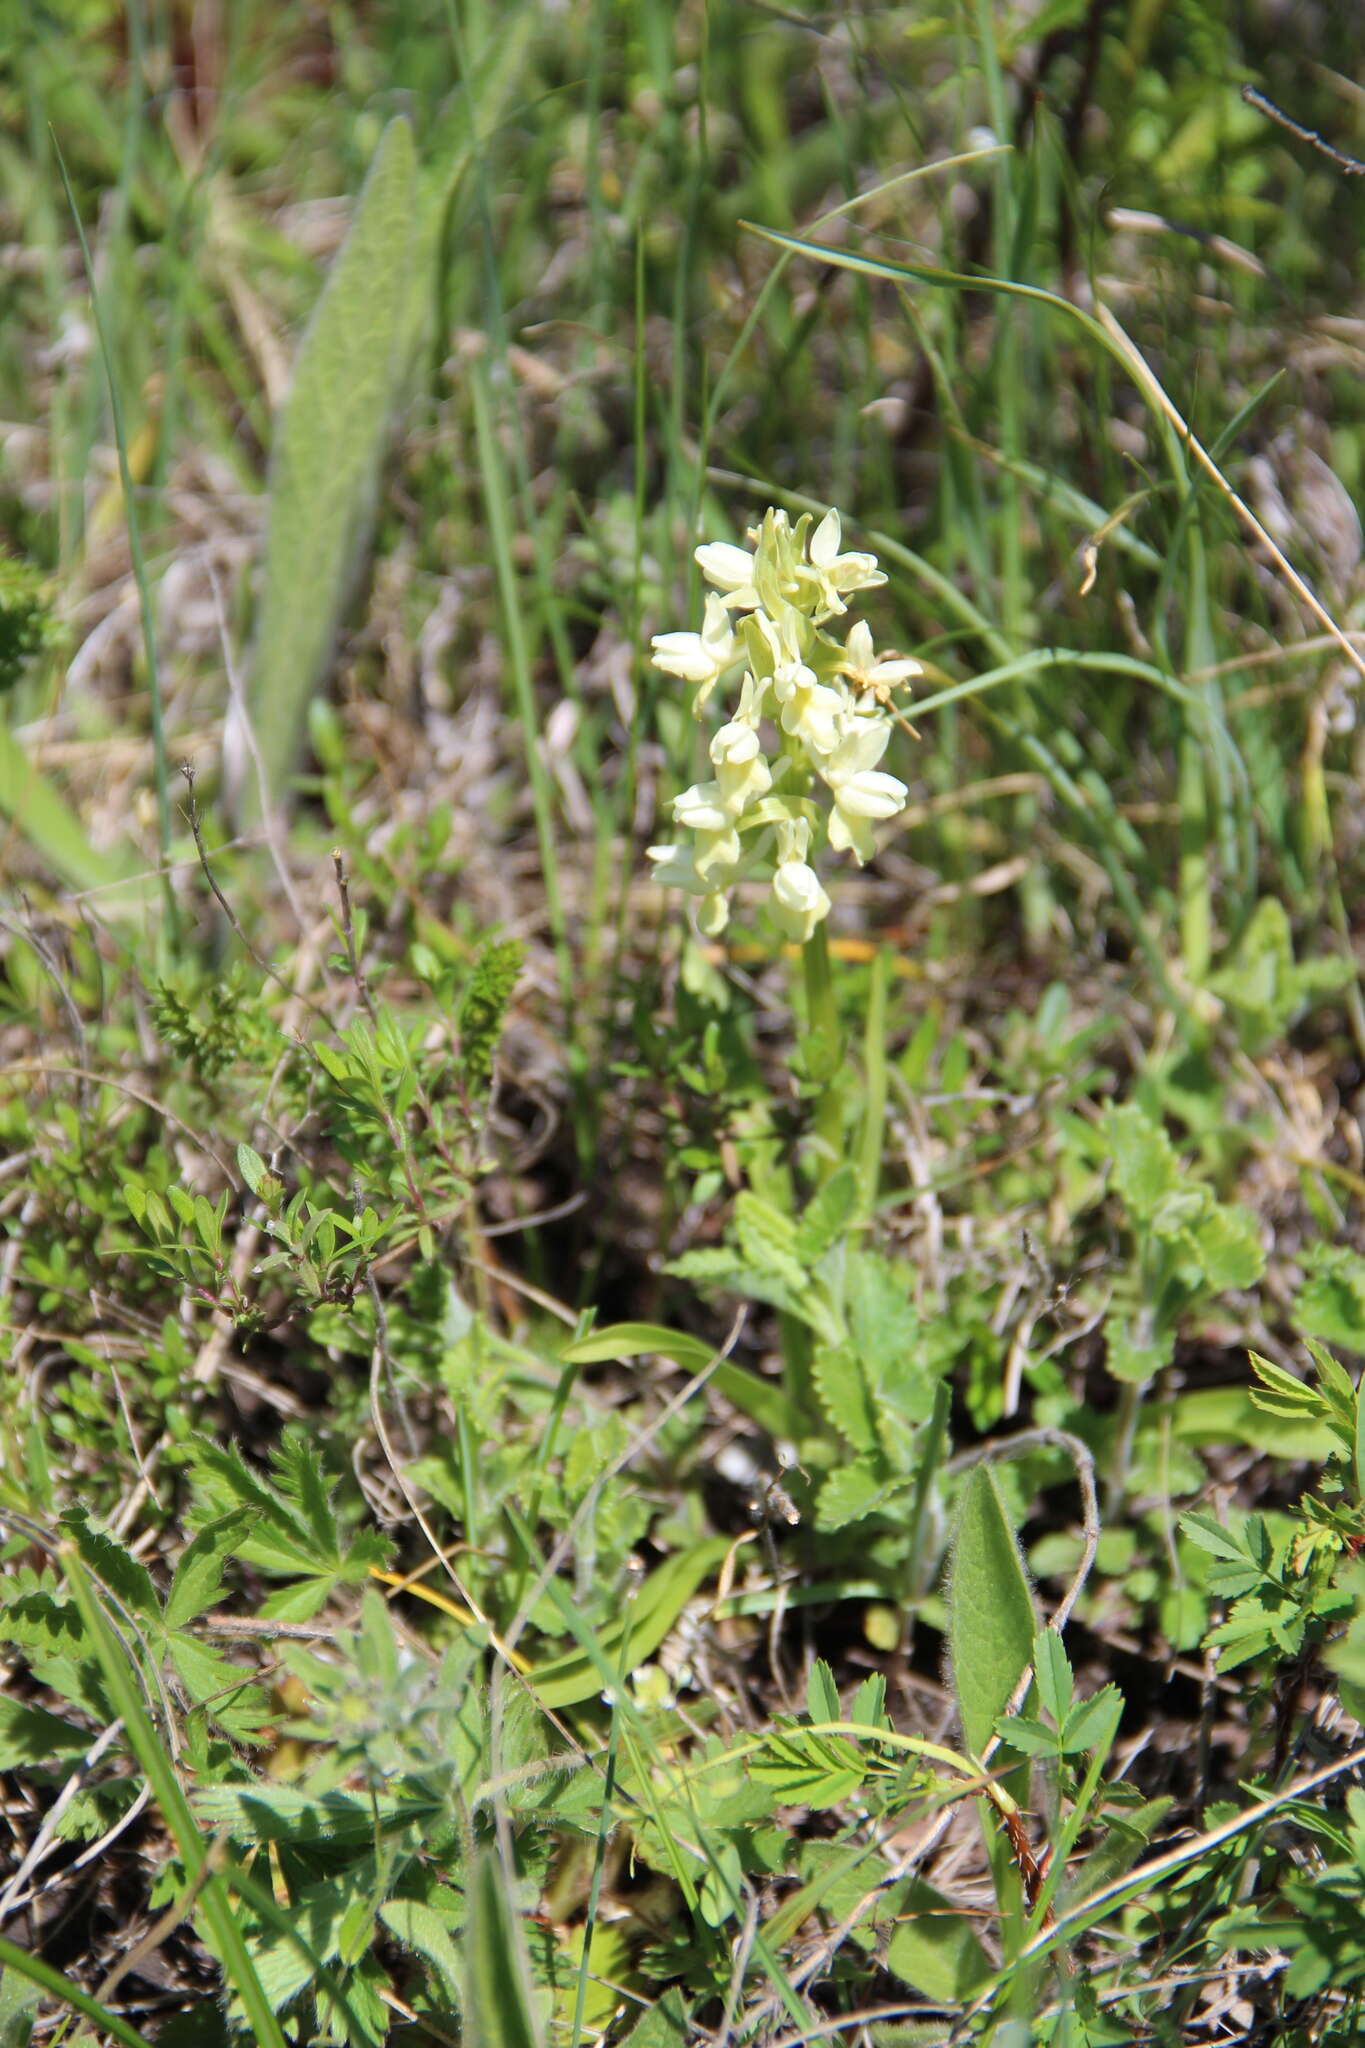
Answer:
[710,719,772,812]
[771,857,831,942]
[805,509,886,618]
[695,540,761,611]
[650,594,739,706]
[822,715,908,863]
[837,619,921,705]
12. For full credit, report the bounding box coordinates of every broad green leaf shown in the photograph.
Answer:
[526,1536,734,1707]
[1295,1245,1365,1351]
[379,1895,464,2003]
[466,1849,540,2048]
[616,1987,690,2048]
[0,1959,42,2048]
[948,1465,1037,1758]
[248,118,418,809]
[1104,1312,1173,1385]
[193,1782,439,1844]
[884,1881,992,2003]
[0,726,138,897]
[561,1322,801,1441]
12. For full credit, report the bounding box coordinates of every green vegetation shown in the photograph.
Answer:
[2,3,1365,2043]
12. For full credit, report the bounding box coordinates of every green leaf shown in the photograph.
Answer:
[237,1143,268,1196]
[1192,1203,1264,1291]
[884,1881,992,2003]
[164,1511,251,1631]
[0,725,138,897]
[1295,1245,1365,1351]
[526,1536,734,1707]
[948,1466,1037,1758]
[616,1987,690,2048]
[795,1166,858,1265]
[1032,1629,1072,1729]
[166,1635,270,1743]
[59,1510,159,1623]
[806,1658,841,1724]
[1060,1685,1124,1755]
[0,1957,42,2048]
[466,1849,541,2048]
[379,1897,463,2003]
[1101,1103,1181,1222]
[749,1726,865,1809]
[733,1189,809,1297]
[814,1460,902,1531]
[248,118,419,809]
[0,1697,92,1769]
[811,1342,881,1457]
[562,1322,801,1441]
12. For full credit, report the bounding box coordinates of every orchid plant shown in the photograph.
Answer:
[647,507,916,945]
[648,505,917,1172]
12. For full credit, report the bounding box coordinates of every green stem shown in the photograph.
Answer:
[800,921,845,1182]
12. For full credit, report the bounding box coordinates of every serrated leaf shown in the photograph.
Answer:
[59,1510,159,1623]
[1104,1312,1173,1385]
[1032,1628,1072,1728]
[1193,1204,1264,1291]
[167,1635,270,1743]
[1102,1103,1181,1221]
[733,1190,808,1295]
[1295,1245,1365,1350]
[1179,1511,1253,1564]
[249,119,419,807]
[795,1166,858,1265]
[750,1726,865,1809]
[948,1466,1037,1758]
[1060,1684,1124,1755]
[850,1671,888,1732]
[0,1696,92,1768]
[993,1712,1059,1757]
[811,1342,881,1456]
[807,1658,841,1724]
[164,1511,252,1631]
[814,1460,900,1531]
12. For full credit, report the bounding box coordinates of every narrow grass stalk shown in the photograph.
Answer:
[468,356,571,993]
[60,1546,288,2048]
[54,144,178,946]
